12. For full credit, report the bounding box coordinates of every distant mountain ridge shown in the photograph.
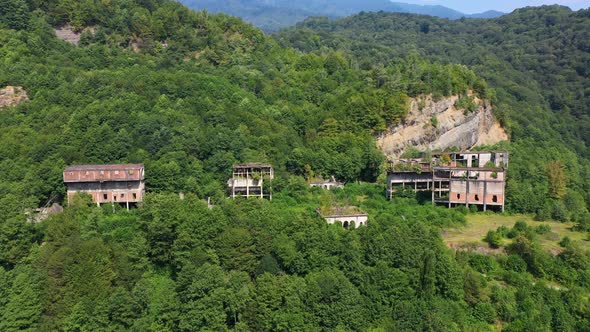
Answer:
[179,0,505,32]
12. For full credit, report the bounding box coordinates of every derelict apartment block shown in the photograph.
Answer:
[64,164,145,208]
[387,151,508,211]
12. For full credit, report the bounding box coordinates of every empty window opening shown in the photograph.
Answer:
[120,194,124,198]
[103,194,108,200]
[475,194,480,201]
[343,221,350,229]
[114,195,117,201]
[457,194,461,199]
[492,195,498,203]
[133,193,137,200]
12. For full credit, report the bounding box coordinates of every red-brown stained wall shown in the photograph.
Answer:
[449,192,504,205]
[67,190,143,204]
[64,165,145,204]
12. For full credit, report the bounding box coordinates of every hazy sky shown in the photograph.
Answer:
[401,0,590,13]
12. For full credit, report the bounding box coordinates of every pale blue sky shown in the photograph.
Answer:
[401,0,590,13]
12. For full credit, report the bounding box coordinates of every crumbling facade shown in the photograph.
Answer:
[64,164,145,208]
[228,163,274,200]
[317,206,368,229]
[387,151,508,211]
[310,176,344,190]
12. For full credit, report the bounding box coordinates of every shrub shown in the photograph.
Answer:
[513,220,528,232]
[468,253,499,274]
[496,225,510,237]
[430,115,438,128]
[559,236,572,248]
[456,205,469,215]
[503,254,527,272]
[484,230,502,248]
[534,224,551,235]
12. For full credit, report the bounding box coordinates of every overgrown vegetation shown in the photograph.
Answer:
[1,1,590,331]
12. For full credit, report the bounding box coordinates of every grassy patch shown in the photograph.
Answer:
[442,214,590,254]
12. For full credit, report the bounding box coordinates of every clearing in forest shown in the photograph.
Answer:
[443,214,590,255]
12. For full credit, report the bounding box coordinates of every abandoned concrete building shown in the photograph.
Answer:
[64,164,145,209]
[387,151,508,211]
[228,163,274,200]
[310,176,345,190]
[317,206,368,229]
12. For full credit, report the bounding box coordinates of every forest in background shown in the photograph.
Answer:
[0,0,590,331]
[179,0,503,32]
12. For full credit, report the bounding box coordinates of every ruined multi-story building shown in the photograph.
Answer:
[387,151,508,211]
[228,163,274,200]
[64,164,145,208]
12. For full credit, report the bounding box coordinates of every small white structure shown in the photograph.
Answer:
[310,176,344,190]
[318,206,368,229]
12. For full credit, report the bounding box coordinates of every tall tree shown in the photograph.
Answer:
[547,160,567,199]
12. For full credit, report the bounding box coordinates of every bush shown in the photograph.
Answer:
[496,225,510,237]
[534,224,551,235]
[513,220,528,232]
[468,253,499,274]
[456,205,469,215]
[559,236,572,248]
[503,254,527,272]
[484,230,502,248]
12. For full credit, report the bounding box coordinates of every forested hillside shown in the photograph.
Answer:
[276,5,590,217]
[1,0,590,331]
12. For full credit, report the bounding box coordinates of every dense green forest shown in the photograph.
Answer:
[1,0,590,331]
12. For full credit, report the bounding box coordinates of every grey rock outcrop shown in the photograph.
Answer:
[377,93,508,158]
[0,86,28,109]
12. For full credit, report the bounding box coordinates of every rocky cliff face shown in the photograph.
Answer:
[0,86,28,109]
[377,93,508,158]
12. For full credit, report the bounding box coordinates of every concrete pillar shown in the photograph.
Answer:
[483,181,487,212]
[502,177,505,213]
[465,178,470,207]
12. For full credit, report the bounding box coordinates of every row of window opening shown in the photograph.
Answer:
[456,194,498,202]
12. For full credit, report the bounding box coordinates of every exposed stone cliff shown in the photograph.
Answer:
[377,93,508,158]
[0,86,28,109]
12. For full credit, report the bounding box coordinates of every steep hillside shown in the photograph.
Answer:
[0,0,493,206]
[276,6,590,214]
[1,2,590,332]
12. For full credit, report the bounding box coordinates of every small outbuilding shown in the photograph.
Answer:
[317,206,368,229]
[310,176,344,190]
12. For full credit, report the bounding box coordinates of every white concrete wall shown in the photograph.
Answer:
[325,215,368,228]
